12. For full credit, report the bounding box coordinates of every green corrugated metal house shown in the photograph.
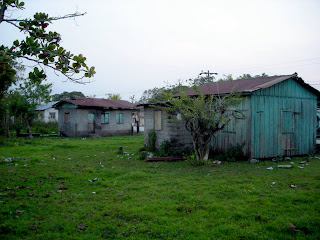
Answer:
[143,73,320,158]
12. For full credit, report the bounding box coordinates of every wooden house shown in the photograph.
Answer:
[143,73,320,159]
[53,98,138,137]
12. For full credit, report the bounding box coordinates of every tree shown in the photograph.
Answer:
[129,95,136,103]
[51,91,85,101]
[156,88,243,164]
[237,73,268,79]
[0,60,26,137]
[0,0,95,96]
[138,80,191,104]
[0,48,16,98]
[8,78,52,138]
[217,74,234,81]
[106,93,121,100]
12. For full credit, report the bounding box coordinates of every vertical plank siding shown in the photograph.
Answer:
[212,97,252,156]
[251,78,317,158]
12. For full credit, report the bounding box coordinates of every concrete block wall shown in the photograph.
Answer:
[58,108,135,137]
[144,107,193,150]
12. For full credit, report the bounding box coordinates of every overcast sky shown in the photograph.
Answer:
[1,0,320,101]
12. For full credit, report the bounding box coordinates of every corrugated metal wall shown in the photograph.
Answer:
[251,78,317,158]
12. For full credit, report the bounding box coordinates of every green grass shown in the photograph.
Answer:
[0,135,319,239]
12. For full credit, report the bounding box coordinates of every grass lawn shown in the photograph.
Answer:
[0,135,319,239]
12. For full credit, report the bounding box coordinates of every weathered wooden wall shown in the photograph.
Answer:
[250,78,317,158]
[211,97,252,156]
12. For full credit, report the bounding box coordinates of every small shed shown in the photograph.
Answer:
[35,101,59,123]
[143,73,320,159]
[53,97,138,137]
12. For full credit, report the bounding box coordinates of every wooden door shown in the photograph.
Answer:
[88,113,95,133]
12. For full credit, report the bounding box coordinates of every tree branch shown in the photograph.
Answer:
[8,53,91,84]
[1,12,86,23]
[0,4,7,23]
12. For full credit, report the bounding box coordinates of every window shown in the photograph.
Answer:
[116,113,124,124]
[154,110,162,131]
[101,112,110,124]
[88,113,95,123]
[64,112,70,123]
[49,112,56,120]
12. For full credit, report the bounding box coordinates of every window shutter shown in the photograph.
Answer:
[154,110,162,130]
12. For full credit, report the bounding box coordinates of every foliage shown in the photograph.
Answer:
[147,130,157,152]
[51,91,85,101]
[106,93,121,100]
[157,140,193,158]
[0,135,319,239]
[138,80,191,104]
[7,78,52,137]
[156,88,243,164]
[0,0,91,137]
[190,75,215,86]
[0,0,95,93]
[31,120,58,135]
[212,144,246,162]
[158,140,172,156]
[0,47,16,98]
[217,74,234,81]
[237,73,268,79]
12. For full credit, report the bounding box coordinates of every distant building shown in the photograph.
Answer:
[142,73,320,158]
[35,101,59,123]
[53,97,139,137]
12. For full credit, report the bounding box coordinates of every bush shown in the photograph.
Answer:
[212,144,246,162]
[32,121,58,134]
[147,130,157,152]
[158,140,171,156]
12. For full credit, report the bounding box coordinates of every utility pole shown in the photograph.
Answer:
[199,70,218,82]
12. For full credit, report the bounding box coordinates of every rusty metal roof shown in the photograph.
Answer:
[176,73,306,96]
[54,97,137,109]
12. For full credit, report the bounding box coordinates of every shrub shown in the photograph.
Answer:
[147,130,157,152]
[32,121,58,134]
[213,144,246,162]
[158,140,171,156]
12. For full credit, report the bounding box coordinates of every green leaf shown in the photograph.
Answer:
[34,67,39,75]
[13,40,19,46]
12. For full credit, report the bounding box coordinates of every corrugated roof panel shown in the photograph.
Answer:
[35,101,59,111]
[175,74,298,96]
[54,98,137,109]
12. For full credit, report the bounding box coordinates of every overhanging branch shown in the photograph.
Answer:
[1,12,86,23]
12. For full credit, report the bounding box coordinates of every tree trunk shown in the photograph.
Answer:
[192,137,200,162]
[26,120,33,139]
[0,5,7,23]
[203,142,210,160]
[5,110,10,138]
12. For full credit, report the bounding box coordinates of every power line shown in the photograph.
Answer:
[223,57,320,73]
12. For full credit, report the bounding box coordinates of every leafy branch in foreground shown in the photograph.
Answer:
[0,0,95,87]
